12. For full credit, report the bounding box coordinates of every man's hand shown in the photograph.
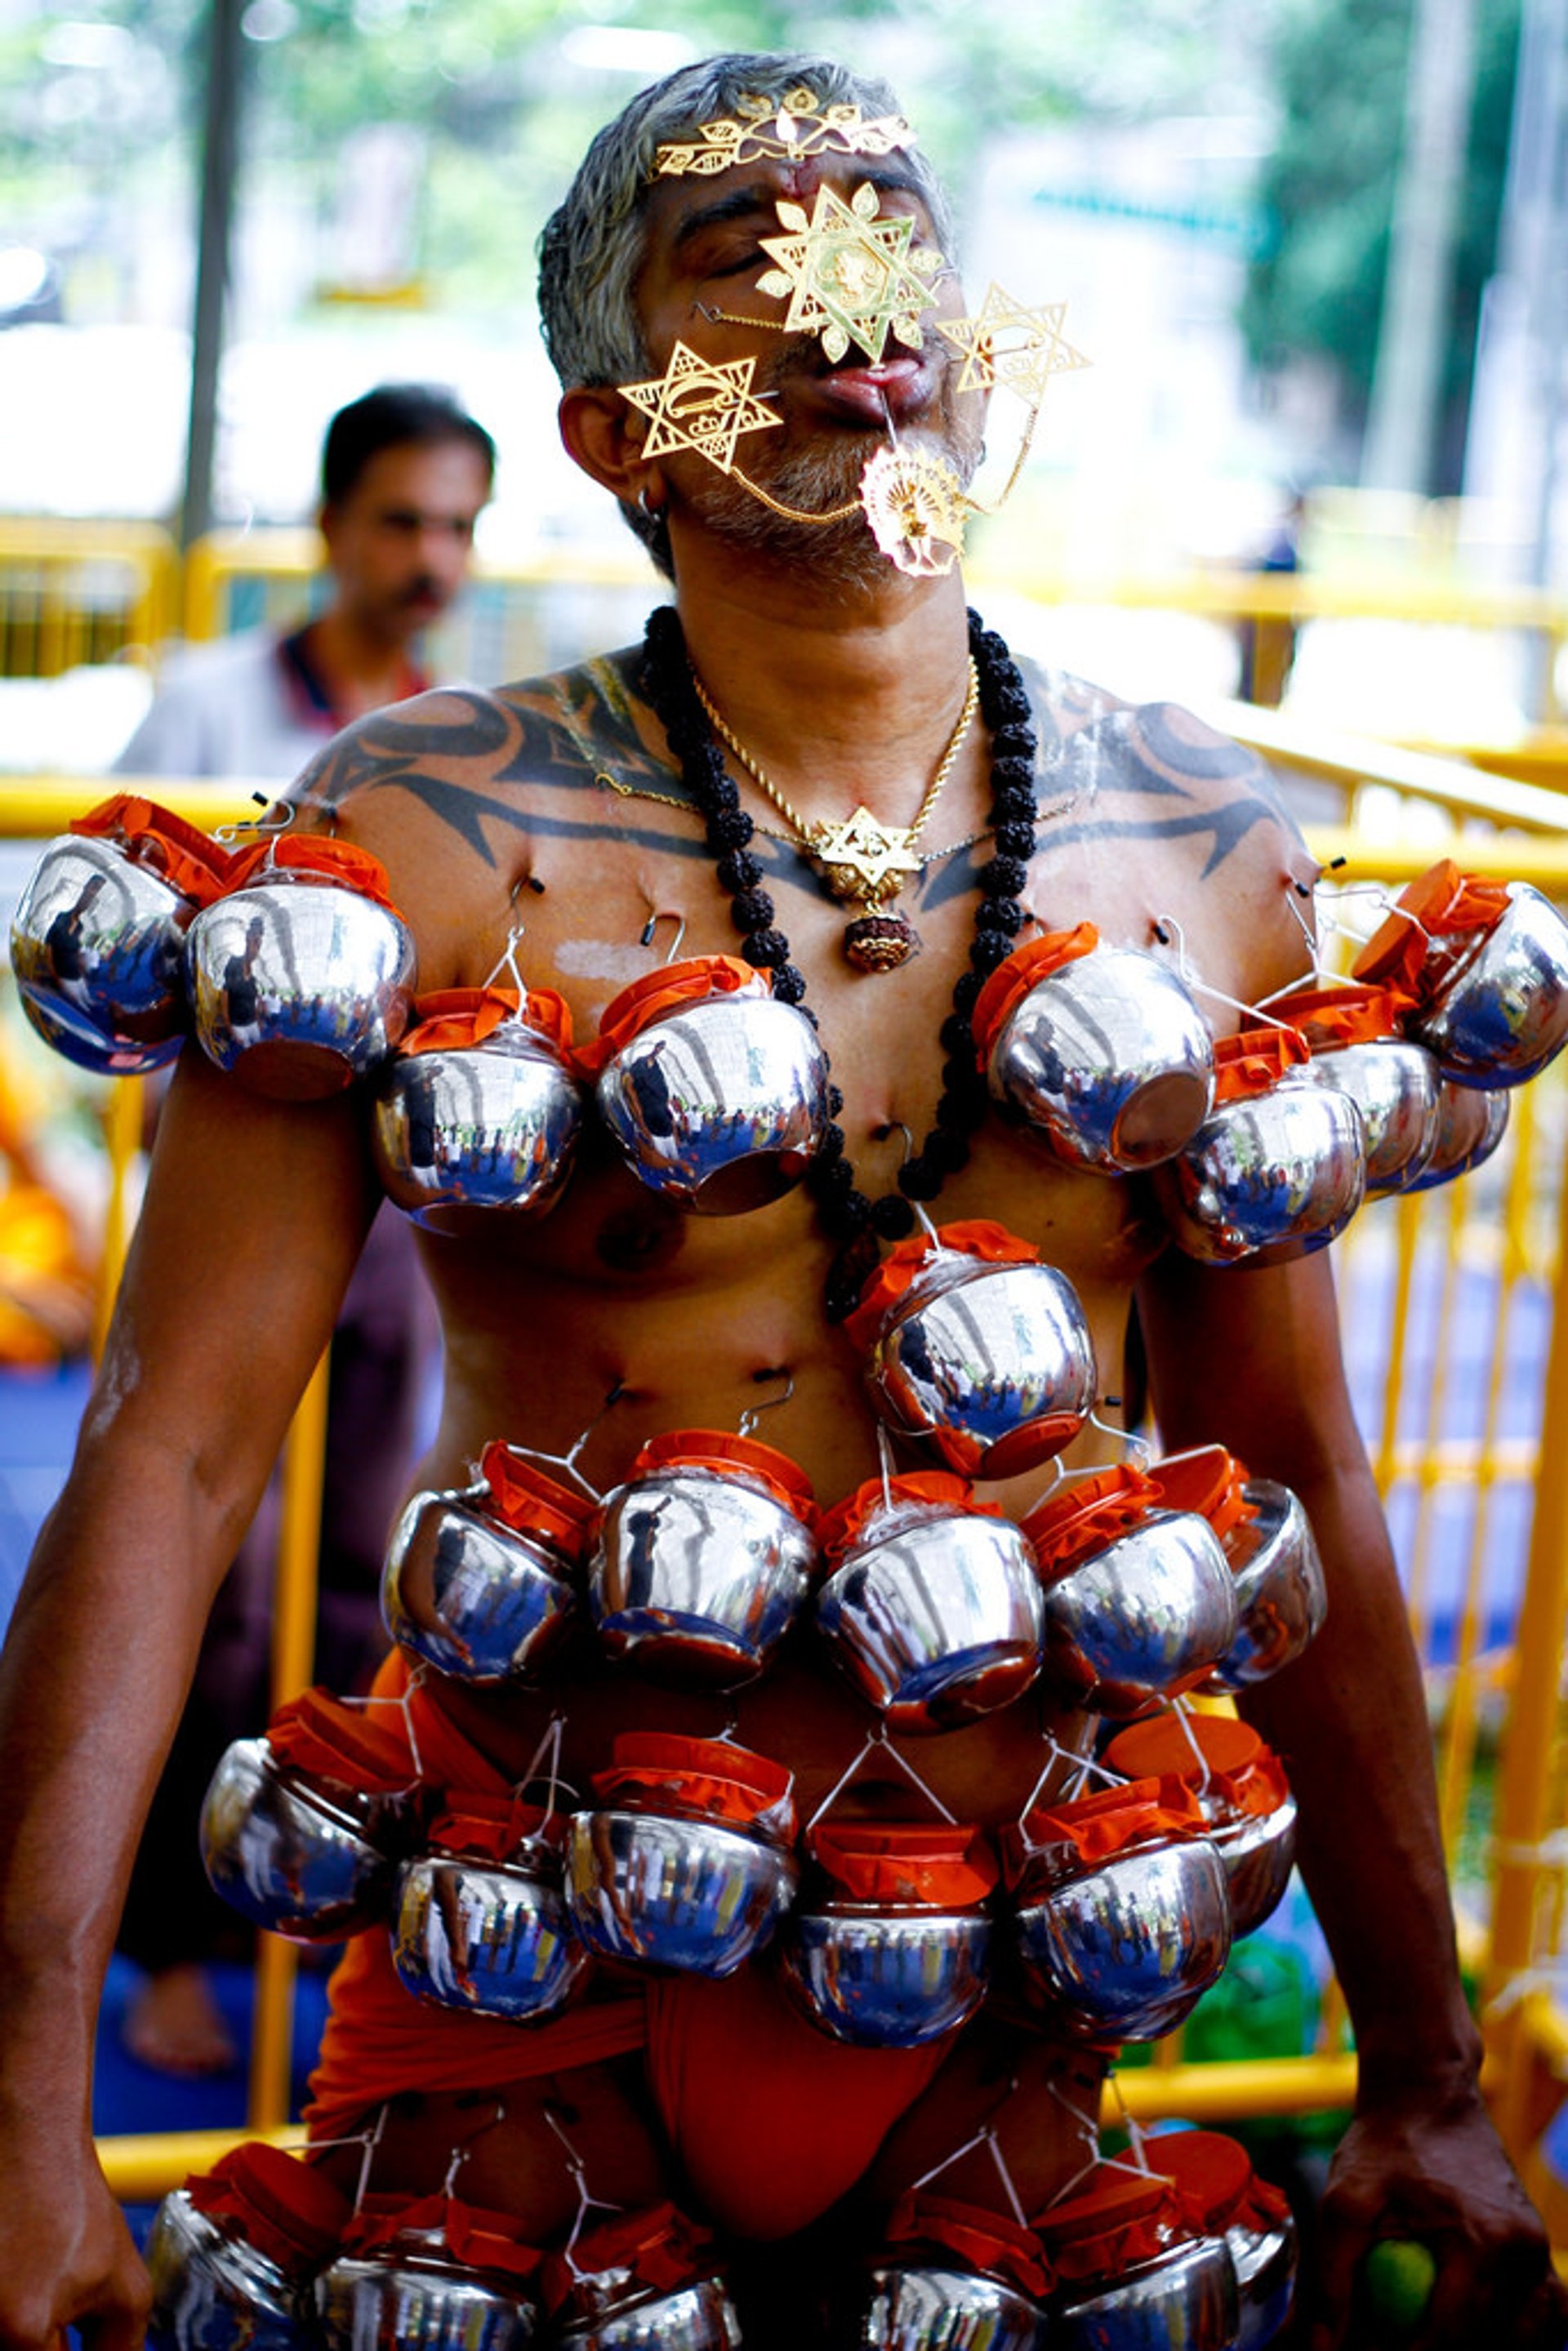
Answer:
[1301,2085,1568,2349]
[0,2138,151,2351]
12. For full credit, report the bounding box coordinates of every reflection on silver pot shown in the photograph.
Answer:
[11,827,204,1075]
[849,2265,1043,2351]
[372,987,585,1228]
[145,2143,350,2351]
[564,1733,799,1976]
[816,1476,1044,1733]
[185,851,416,1099]
[1102,1712,1298,1941]
[1151,1026,1365,1264]
[543,2205,742,2351]
[1210,1477,1328,1690]
[1144,2133,1298,2351]
[1036,2164,1240,2351]
[588,1432,819,1686]
[974,926,1215,1173]
[1407,1080,1508,1192]
[199,1690,416,1941]
[316,2197,540,2351]
[392,1794,589,2022]
[1408,882,1568,1089]
[1007,1779,1232,2041]
[780,1821,996,2046]
[590,958,829,1213]
[381,1445,591,1685]
[1027,1468,1236,1718]
[849,1225,1098,1478]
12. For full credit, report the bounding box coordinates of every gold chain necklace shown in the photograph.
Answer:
[689,657,979,970]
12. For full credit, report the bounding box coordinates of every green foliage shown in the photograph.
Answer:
[1243,0,1521,489]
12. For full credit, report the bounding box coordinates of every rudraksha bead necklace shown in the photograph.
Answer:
[639,602,1042,1320]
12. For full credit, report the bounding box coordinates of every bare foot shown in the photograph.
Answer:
[122,1962,238,2077]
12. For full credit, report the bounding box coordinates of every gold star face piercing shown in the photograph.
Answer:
[757,180,942,365]
[619,341,782,471]
[653,86,915,180]
[936,284,1090,403]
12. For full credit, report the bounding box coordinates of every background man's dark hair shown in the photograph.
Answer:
[321,383,497,507]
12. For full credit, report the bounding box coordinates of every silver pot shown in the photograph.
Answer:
[372,1022,585,1227]
[1230,2202,1298,2351]
[595,991,830,1213]
[1205,1791,1298,1941]
[1151,1067,1366,1263]
[589,1464,817,1687]
[1048,2234,1239,2351]
[1408,1080,1509,1192]
[392,1838,590,2020]
[199,1734,408,1941]
[1039,1509,1237,1717]
[1209,1478,1328,1690]
[317,2249,537,2351]
[555,2273,742,2351]
[145,2188,315,2351]
[564,1807,798,1976]
[10,831,192,1075]
[864,1252,1097,1478]
[986,942,1215,1172]
[1013,1832,1233,2041]
[185,875,416,1098]
[782,1902,992,2046]
[849,2264,1043,2351]
[381,1485,577,1685]
[816,1500,1044,1733]
[1307,1038,1441,1195]
[1410,882,1568,1088]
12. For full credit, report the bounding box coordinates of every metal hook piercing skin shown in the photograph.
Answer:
[499,1382,627,1502]
[737,1368,796,1441]
[214,795,298,848]
[1170,1694,1214,1800]
[1252,874,1379,1004]
[1083,1395,1152,1469]
[1150,914,1298,1035]
[441,2095,509,2199]
[639,908,688,964]
[346,1662,426,1790]
[1016,1732,1128,1846]
[515,1712,572,1831]
[483,922,531,1003]
[351,2104,391,2213]
[546,2105,626,2280]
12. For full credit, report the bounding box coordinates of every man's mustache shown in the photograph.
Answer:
[397,573,446,608]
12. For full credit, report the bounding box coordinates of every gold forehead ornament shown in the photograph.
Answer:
[653,86,915,180]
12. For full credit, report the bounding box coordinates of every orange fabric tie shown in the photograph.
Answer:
[1352,859,1512,998]
[1031,2164,1187,2285]
[1022,1463,1162,1577]
[342,2192,541,2282]
[1145,1445,1256,1541]
[577,955,768,1075]
[1210,1024,1312,1102]
[970,921,1100,1067]
[843,1220,1042,1353]
[402,985,575,1058]
[185,2143,350,2278]
[266,1686,413,1793]
[808,1821,999,1908]
[884,2191,1054,2300]
[225,832,401,911]
[70,791,235,906]
[590,1732,796,1837]
[629,1430,817,1524]
[1265,982,1408,1049]
[1009,1774,1208,1876]
[479,1443,597,1561]
[1102,1714,1291,1820]
[817,1470,1000,1565]
[541,2202,711,2318]
[425,1789,559,1862]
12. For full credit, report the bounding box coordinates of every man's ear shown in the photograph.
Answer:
[559,385,663,512]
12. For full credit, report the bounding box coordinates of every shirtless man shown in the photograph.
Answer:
[0,50,1562,2351]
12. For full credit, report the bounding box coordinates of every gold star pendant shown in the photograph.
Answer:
[758,181,942,366]
[619,342,782,472]
[804,806,924,905]
[859,446,970,578]
[937,284,1090,403]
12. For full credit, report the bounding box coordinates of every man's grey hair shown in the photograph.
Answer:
[537,51,957,574]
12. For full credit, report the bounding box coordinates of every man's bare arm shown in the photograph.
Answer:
[0,1051,379,2350]
[1137,1242,1566,2349]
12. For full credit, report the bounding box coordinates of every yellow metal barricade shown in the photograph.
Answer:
[7,658,1568,2217]
[0,519,177,678]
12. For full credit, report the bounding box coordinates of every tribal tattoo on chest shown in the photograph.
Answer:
[287,644,1296,909]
